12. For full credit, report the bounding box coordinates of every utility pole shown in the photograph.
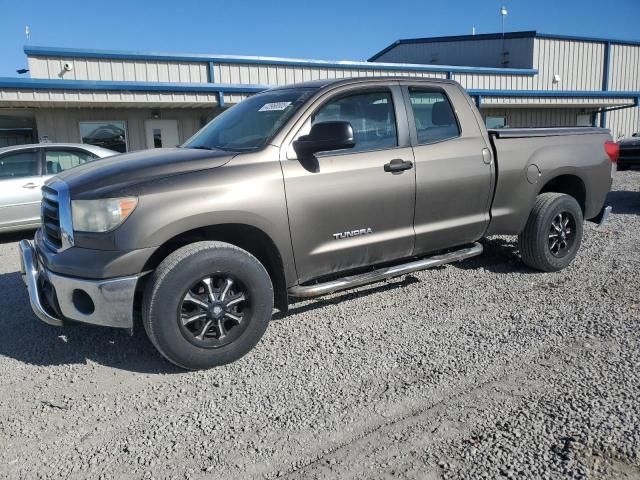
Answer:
[500,6,508,66]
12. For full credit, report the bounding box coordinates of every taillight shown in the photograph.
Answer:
[604,141,619,163]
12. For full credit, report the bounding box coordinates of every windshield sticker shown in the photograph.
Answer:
[258,102,292,112]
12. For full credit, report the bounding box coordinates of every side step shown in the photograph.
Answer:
[288,242,483,298]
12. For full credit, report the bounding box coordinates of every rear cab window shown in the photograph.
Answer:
[45,149,96,174]
[408,88,460,145]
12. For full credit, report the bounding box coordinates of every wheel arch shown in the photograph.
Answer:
[141,223,289,312]
[538,174,587,215]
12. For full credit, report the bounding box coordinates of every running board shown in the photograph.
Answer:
[288,242,483,298]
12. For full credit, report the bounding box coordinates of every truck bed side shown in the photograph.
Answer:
[486,128,612,236]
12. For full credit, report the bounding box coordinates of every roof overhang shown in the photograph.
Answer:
[0,78,638,110]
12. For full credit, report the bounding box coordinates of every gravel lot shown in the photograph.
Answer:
[0,171,638,480]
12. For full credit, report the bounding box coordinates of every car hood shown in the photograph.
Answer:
[53,147,235,198]
[619,138,640,147]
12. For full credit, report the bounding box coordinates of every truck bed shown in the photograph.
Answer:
[486,127,612,236]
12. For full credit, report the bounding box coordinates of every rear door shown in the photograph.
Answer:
[0,147,43,229]
[42,147,97,177]
[402,83,493,255]
[281,84,416,283]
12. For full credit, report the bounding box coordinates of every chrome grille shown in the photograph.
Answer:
[41,186,62,249]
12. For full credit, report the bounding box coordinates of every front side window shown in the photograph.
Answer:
[312,91,397,153]
[184,88,317,152]
[408,89,460,144]
[45,150,95,174]
[0,150,39,179]
[80,121,127,153]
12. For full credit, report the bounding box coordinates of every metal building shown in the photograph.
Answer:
[0,30,638,150]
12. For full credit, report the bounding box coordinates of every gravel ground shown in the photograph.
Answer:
[0,171,638,480]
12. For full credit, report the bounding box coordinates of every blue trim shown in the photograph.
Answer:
[208,62,215,83]
[465,89,640,100]
[446,71,452,80]
[23,45,538,76]
[475,95,482,108]
[218,91,225,108]
[600,42,611,128]
[0,77,268,94]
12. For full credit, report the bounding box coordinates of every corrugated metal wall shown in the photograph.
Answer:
[0,88,220,107]
[607,107,640,140]
[213,63,447,85]
[609,44,640,91]
[28,56,209,83]
[532,38,604,91]
[34,108,212,150]
[371,38,535,68]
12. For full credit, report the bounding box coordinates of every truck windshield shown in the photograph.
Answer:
[183,87,316,152]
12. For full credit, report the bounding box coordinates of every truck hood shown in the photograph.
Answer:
[54,147,235,198]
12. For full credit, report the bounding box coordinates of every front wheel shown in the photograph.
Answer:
[143,241,273,370]
[518,193,584,272]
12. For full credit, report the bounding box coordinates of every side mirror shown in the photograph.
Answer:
[293,121,355,160]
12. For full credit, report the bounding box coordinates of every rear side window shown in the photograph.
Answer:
[312,91,397,153]
[0,150,39,179]
[45,149,95,174]
[408,89,460,145]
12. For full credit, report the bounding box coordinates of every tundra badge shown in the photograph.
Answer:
[333,228,373,240]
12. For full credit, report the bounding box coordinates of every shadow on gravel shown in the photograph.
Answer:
[453,237,535,274]
[0,270,181,374]
[607,190,640,215]
[274,275,421,320]
[0,229,36,244]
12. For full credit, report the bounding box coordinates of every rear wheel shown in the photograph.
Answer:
[518,193,583,272]
[143,241,273,370]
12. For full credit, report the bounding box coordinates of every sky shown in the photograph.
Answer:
[0,0,639,77]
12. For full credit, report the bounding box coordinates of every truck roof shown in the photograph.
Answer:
[269,76,459,91]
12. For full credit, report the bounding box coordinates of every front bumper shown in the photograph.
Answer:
[19,239,141,329]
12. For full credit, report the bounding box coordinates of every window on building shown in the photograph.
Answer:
[0,150,39,179]
[311,90,398,153]
[408,89,460,144]
[79,121,127,153]
[486,116,507,129]
[45,149,95,174]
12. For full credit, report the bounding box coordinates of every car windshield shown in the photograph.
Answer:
[183,87,317,152]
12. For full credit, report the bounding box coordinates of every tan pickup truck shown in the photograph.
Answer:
[19,77,616,369]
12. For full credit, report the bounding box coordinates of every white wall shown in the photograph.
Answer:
[34,108,215,151]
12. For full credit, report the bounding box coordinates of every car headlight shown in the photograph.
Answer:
[71,197,138,233]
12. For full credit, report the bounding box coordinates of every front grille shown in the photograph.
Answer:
[41,186,62,249]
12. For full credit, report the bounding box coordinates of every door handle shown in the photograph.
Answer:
[384,159,413,173]
[22,182,40,189]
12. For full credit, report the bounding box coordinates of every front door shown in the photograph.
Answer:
[0,148,43,229]
[403,85,493,255]
[145,120,180,149]
[281,87,416,283]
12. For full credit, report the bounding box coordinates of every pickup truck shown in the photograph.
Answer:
[19,77,616,370]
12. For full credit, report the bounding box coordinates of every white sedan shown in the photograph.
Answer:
[0,143,117,232]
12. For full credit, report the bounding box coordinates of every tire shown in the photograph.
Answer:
[518,193,584,272]
[142,241,273,370]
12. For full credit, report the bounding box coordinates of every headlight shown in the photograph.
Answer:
[71,197,138,233]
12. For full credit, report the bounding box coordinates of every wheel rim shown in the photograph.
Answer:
[548,211,577,258]
[178,275,249,348]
